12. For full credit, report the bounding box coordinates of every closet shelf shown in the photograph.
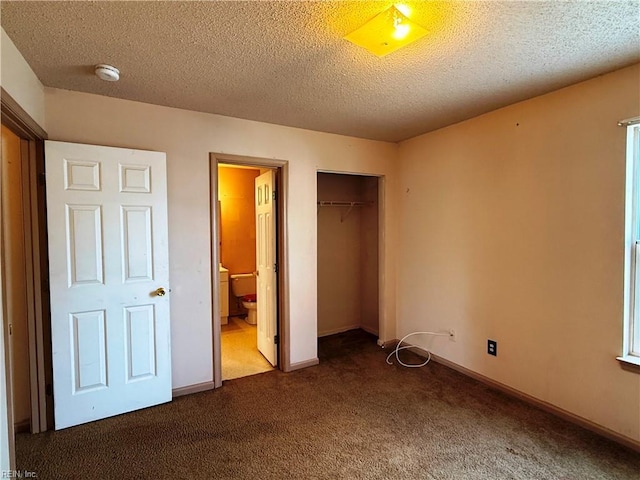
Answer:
[317,200,372,222]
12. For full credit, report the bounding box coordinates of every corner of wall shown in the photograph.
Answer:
[1,27,47,131]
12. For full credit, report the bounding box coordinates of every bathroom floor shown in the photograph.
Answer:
[221,316,274,380]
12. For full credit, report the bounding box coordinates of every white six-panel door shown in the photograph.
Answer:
[45,141,171,429]
[255,170,277,366]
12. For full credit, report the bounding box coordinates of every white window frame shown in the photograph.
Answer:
[621,122,640,366]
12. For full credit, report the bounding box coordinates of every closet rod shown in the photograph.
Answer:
[317,201,372,222]
[317,201,369,207]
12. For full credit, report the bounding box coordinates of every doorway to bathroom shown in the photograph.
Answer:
[317,172,380,342]
[214,160,281,381]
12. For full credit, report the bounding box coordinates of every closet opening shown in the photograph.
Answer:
[316,172,380,347]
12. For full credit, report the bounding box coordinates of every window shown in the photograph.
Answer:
[622,122,640,366]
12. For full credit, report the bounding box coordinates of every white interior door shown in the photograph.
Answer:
[255,170,277,366]
[45,141,171,429]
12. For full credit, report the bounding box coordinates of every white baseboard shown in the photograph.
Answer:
[289,358,319,371]
[172,380,216,398]
[317,324,361,337]
[380,338,399,349]
[14,419,30,434]
[360,324,379,336]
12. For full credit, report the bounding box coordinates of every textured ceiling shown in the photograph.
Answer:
[2,1,639,142]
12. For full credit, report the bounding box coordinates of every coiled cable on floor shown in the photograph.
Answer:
[386,331,450,368]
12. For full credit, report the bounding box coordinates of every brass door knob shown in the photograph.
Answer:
[155,287,167,297]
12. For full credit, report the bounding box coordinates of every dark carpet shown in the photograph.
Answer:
[16,329,640,479]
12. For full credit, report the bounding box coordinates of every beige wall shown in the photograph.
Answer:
[0,28,47,131]
[317,173,363,336]
[397,64,640,443]
[45,88,399,388]
[1,125,31,428]
[218,166,260,275]
[218,165,260,316]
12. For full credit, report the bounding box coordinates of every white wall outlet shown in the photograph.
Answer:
[449,329,456,341]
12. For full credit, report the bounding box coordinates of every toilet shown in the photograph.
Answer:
[230,273,258,325]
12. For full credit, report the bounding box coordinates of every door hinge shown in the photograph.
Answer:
[38,172,46,185]
[274,263,278,273]
[274,335,279,345]
[272,190,277,200]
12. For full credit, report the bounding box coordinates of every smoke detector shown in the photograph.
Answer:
[95,64,120,82]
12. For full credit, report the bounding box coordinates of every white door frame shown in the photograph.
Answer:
[316,170,387,344]
[209,153,290,387]
[1,91,50,438]
[1,90,50,471]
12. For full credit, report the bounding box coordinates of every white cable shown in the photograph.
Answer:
[386,331,450,368]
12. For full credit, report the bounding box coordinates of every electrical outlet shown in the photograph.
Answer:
[449,329,456,342]
[487,339,497,356]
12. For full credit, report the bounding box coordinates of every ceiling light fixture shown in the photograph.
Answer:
[94,64,120,82]
[344,5,428,58]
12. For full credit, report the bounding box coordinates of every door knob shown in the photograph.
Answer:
[155,287,167,297]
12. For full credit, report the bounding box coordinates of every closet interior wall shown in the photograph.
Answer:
[317,173,379,337]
